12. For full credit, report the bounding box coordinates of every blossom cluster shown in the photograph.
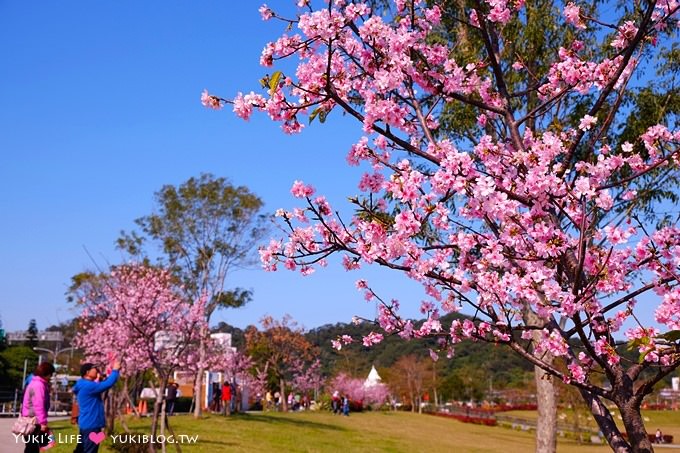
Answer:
[330,372,390,406]
[218,1,680,389]
[74,264,210,377]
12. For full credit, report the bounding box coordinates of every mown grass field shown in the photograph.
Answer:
[40,410,614,453]
[505,409,680,444]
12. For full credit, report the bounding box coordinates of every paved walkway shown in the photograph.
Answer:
[0,417,71,453]
[0,417,25,453]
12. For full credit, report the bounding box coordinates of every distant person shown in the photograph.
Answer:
[221,381,232,416]
[342,395,350,416]
[20,362,55,453]
[274,391,281,411]
[331,391,340,414]
[72,360,120,453]
[234,384,242,413]
[210,382,221,413]
[165,382,179,416]
[265,391,272,411]
[656,428,664,444]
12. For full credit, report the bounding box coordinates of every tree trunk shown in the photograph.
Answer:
[524,308,557,453]
[192,327,208,418]
[163,410,182,453]
[115,380,132,435]
[533,365,557,453]
[105,388,115,433]
[619,400,653,453]
[192,368,203,418]
[280,378,287,412]
[123,379,141,418]
[150,376,169,453]
[433,366,439,407]
[579,389,629,452]
[160,398,167,453]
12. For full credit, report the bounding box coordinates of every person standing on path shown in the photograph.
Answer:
[20,363,55,453]
[342,395,350,416]
[165,382,179,416]
[221,381,231,416]
[72,359,120,453]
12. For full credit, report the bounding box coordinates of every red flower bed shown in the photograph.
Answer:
[489,403,538,412]
[641,403,673,410]
[445,403,538,414]
[429,412,498,426]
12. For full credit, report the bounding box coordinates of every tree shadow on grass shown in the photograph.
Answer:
[110,439,242,452]
[230,413,347,432]
[190,439,240,448]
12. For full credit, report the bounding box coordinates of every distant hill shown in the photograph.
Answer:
[306,313,532,384]
[212,314,535,398]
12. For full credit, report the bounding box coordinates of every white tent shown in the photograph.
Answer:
[364,365,382,387]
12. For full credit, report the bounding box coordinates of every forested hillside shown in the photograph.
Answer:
[214,314,535,402]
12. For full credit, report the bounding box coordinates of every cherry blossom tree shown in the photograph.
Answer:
[206,1,680,451]
[74,264,208,452]
[116,173,268,418]
[330,372,390,408]
[221,350,265,405]
[291,357,325,399]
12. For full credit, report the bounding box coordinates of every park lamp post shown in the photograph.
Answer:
[33,346,76,412]
[33,346,75,369]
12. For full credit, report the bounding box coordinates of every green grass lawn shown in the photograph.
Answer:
[504,409,680,443]
[44,411,612,453]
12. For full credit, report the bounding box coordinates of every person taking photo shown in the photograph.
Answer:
[72,359,120,453]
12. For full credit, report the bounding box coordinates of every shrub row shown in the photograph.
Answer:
[429,412,498,426]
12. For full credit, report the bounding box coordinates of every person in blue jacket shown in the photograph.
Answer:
[72,359,120,453]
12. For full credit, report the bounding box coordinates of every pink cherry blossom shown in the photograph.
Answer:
[259,4,273,21]
[201,90,222,110]
[578,114,597,131]
[362,331,384,347]
[330,373,389,407]
[290,180,315,198]
[563,3,586,29]
[74,264,210,377]
[210,2,680,448]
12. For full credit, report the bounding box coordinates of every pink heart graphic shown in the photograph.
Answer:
[88,431,106,445]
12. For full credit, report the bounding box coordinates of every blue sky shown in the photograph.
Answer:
[0,1,428,333]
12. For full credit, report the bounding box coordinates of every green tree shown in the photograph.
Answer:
[117,173,268,417]
[0,346,39,389]
[440,363,488,403]
[245,315,316,412]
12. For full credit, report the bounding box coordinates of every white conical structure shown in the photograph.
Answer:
[364,365,382,387]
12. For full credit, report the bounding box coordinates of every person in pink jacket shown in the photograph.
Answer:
[21,362,55,453]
